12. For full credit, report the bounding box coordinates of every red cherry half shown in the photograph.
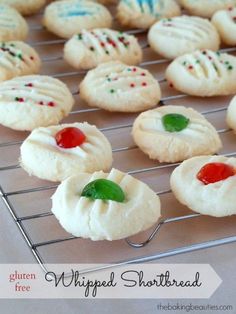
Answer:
[55,127,86,149]
[197,162,235,185]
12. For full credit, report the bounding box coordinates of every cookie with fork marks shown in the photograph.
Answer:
[117,0,181,29]
[43,0,112,38]
[148,15,220,59]
[79,61,161,112]
[0,41,41,82]
[64,28,143,70]
[0,75,74,131]
[165,49,236,96]
[0,4,28,41]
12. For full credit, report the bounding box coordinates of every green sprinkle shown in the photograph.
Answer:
[196,60,200,64]
[105,50,109,54]
[77,33,83,40]
[225,61,230,65]
[81,179,125,203]
[89,46,95,51]
[182,61,187,66]
[162,113,190,133]
[228,65,233,70]
[213,63,218,71]
[216,51,221,56]
[110,89,115,93]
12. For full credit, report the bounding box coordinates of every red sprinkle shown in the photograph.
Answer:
[197,162,235,185]
[130,83,135,88]
[25,83,33,87]
[48,101,55,107]
[55,127,86,149]
[132,68,137,72]
[39,101,44,105]
[142,82,147,86]
[188,65,193,70]
[141,72,146,76]
[169,82,174,88]
[228,6,233,11]
[30,56,34,60]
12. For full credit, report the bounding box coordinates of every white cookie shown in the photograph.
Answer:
[212,7,236,46]
[51,168,161,240]
[0,75,74,131]
[43,0,112,39]
[226,95,236,131]
[148,16,220,60]
[132,105,222,163]
[171,155,236,217]
[0,0,46,15]
[116,0,181,29]
[0,4,28,41]
[0,41,40,82]
[79,61,161,112]
[20,122,113,182]
[179,0,236,18]
[166,49,236,97]
[64,28,143,70]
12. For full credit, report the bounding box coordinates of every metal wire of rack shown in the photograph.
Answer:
[1,14,236,275]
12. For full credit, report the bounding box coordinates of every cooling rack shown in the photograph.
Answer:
[1,7,236,275]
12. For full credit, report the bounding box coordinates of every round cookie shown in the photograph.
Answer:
[0,41,41,82]
[170,155,236,217]
[64,28,142,70]
[179,0,236,18]
[212,7,236,46]
[79,61,161,112]
[20,122,113,182]
[132,105,222,163]
[0,4,28,41]
[165,49,236,97]
[226,95,236,131]
[0,75,74,131]
[148,16,220,60]
[0,0,46,15]
[51,168,161,240]
[116,0,181,30]
[43,0,112,39]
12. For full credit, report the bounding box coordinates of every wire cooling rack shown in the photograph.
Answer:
[1,8,236,274]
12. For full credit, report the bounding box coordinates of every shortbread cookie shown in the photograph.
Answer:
[116,0,181,29]
[179,0,236,18]
[79,61,161,112]
[0,0,46,15]
[0,75,74,131]
[0,41,40,82]
[43,0,112,39]
[0,4,28,41]
[20,122,113,182]
[132,105,222,163]
[226,96,236,131]
[64,29,142,70]
[166,50,236,97]
[171,155,236,217]
[148,16,220,60]
[212,7,236,46]
[51,168,161,240]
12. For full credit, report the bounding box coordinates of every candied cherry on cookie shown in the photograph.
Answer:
[55,127,86,149]
[197,162,235,185]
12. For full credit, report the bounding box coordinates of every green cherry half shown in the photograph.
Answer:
[81,179,125,203]
[162,113,190,133]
